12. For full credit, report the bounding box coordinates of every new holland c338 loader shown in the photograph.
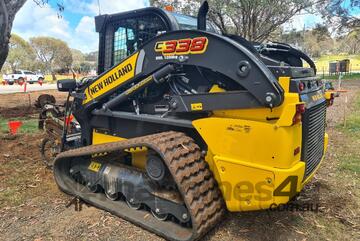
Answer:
[53,1,334,240]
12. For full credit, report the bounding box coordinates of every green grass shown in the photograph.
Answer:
[0,151,38,207]
[336,94,360,174]
[0,117,39,134]
[339,155,360,173]
[0,188,25,207]
[339,94,360,134]
[313,54,360,72]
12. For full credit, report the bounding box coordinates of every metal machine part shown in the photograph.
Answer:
[51,1,331,241]
[54,131,225,241]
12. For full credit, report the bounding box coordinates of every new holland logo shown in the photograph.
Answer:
[83,52,139,104]
[154,37,208,55]
[311,92,324,101]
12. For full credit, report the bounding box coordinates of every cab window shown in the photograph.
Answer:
[111,14,168,65]
[170,12,218,33]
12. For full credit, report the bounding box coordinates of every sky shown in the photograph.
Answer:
[12,0,150,53]
[12,0,335,53]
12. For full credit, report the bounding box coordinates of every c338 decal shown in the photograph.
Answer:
[154,37,208,55]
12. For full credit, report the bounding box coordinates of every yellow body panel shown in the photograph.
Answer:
[83,52,139,104]
[92,130,147,169]
[193,114,328,211]
[193,76,328,211]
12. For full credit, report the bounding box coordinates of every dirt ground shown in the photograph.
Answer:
[0,90,67,109]
[0,83,359,241]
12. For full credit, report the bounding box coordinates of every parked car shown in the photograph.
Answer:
[2,70,44,85]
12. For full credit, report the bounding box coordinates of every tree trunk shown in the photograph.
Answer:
[70,68,76,79]
[0,0,27,71]
[51,72,56,81]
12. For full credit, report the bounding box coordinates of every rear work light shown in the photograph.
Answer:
[293,103,305,125]
[299,82,305,91]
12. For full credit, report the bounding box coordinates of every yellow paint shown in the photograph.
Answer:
[209,84,225,93]
[88,161,101,172]
[92,130,147,170]
[193,117,302,169]
[203,77,328,211]
[193,95,329,211]
[126,147,147,169]
[92,130,125,144]
[278,76,290,93]
[191,103,203,111]
[324,91,333,100]
[124,76,153,95]
[312,92,324,101]
[83,52,139,104]
[213,92,300,124]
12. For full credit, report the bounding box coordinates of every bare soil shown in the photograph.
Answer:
[0,90,67,109]
[0,82,359,241]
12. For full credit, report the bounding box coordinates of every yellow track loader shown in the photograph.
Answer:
[53,1,334,240]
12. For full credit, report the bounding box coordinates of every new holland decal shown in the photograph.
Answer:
[154,37,208,56]
[83,52,139,104]
[311,92,324,101]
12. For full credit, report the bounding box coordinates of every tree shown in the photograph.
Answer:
[84,51,98,62]
[0,0,64,71]
[312,23,331,41]
[71,49,85,73]
[338,29,360,54]
[30,36,72,80]
[277,28,304,47]
[151,0,320,42]
[321,0,360,30]
[5,34,35,72]
[0,0,27,71]
[150,0,199,15]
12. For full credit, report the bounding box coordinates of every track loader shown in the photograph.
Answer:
[53,1,334,240]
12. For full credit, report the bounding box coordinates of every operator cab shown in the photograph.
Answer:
[95,4,316,80]
[95,7,219,73]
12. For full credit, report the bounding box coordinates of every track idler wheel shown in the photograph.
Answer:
[126,198,141,210]
[146,154,166,181]
[87,183,100,193]
[151,209,168,221]
[105,191,119,201]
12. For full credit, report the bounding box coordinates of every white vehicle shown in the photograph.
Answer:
[2,70,44,85]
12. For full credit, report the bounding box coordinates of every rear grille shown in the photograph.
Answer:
[301,101,327,179]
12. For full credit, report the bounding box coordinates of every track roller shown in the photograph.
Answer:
[54,131,226,241]
[151,209,168,221]
[126,198,142,210]
[105,191,119,201]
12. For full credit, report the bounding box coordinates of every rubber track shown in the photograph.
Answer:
[54,131,226,240]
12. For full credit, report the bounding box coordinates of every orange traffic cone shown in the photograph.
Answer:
[8,121,22,135]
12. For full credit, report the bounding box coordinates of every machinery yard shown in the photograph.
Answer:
[0,79,359,241]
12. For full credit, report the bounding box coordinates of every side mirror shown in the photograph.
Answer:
[57,79,77,92]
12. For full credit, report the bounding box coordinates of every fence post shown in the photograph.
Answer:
[23,77,27,93]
